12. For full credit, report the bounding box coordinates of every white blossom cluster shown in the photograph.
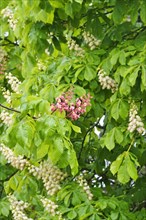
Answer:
[67,39,85,57]
[5,72,21,93]
[76,175,93,200]
[0,144,29,170]
[41,197,63,219]
[83,31,101,50]
[0,110,13,126]
[98,69,118,93]
[47,32,53,44]
[37,60,46,71]
[128,103,145,134]
[2,88,11,103]
[45,48,50,56]
[1,7,18,30]
[8,194,33,220]
[28,160,67,196]
[125,15,131,22]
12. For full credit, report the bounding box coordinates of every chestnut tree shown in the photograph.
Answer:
[0,0,146,219]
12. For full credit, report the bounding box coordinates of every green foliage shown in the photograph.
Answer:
[0,0,146,219]
[0,198,10,217]
[110,151,139,184]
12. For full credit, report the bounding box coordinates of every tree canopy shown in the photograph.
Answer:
[0,0,146,219]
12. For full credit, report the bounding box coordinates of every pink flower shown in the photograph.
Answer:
[51,104,56,111]
[51,89,92,120]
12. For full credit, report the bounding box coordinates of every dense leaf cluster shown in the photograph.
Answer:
[0,0,146,219]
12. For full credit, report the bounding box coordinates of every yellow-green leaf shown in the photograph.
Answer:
[126,156,138,181]
[117,159,130,184]
[110,152,125,175]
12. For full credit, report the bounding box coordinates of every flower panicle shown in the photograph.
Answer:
[98,69,118,93]
[51,89,92,120]
[0,144,29,170]
[8,194,33,220]
[41,196,63,219]
[28,160,67,196]
[128,103,145,134]
[76,175,93,200]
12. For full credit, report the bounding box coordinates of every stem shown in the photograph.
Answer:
[78,118,105,160]
[0,103,37,120]
[0,37,19,46]
[127,138,135,152]
[0,103,20,113]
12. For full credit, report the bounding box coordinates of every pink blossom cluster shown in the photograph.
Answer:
[51,90,92,120]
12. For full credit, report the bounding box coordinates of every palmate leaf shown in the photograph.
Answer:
[79,212,94,220]
[10,117,36,149]
[0,199,10,217]
[126,155,138,181]
[111,152,139,184]
[36,143,49,160]
[69,121,81,133]
[74,85,86,96]
[114,127,123,144]
[119,79,131,96]
[110,152,125,175]
[119,50,126,65]
[140,0,146,24]
[8,172,22,191]
[103,127,123,151]
[104,128,115,150]
[112,0,127,24]
[84,65,96,81]
[110,48,120,66]
[128,66,140,86]
[111,100,120,120]
[117,159,130,184]
[111,99,129,120]
[37,9,54,24]
[67,147,78,176]
[110,212,119,220]
[128,0,139,24]
[141,64,146,89]
[0,165,16,181]
[67,210,77,219]
[72,192,82,206]
[49,0,64,8]
[48,136,64,164]
[65,2,74,18]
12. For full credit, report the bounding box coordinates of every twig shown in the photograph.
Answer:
[0,103,37,120]
[0,37,19,46]
[78,118,105,160]
[0,103,20,113]
[127,138,135,152]
[0,37,25,48]
[122,26,146,40]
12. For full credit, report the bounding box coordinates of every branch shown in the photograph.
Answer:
[0,103,20,113]
[122,26,146,40]
[0,103,37,120]
[0,37,19,46]
[0,37,25,48]
[132,200,146,212]
[78,118,106,160]
[0,43,10,46]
